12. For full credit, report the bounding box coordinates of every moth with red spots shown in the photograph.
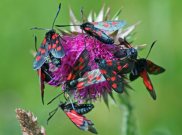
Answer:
[56,20,126,44]
[64,50,107,92]
[63,102,94,115]
[114,38,138,60]
[33,3,65,70]
[37,60,62,104]
[75,69,106,90]
[37,63,51,104]
[65,49,91,91]
[91,20,126,34]
[94,58,132,93]
[47,102,97,134]
[129,41,165,100]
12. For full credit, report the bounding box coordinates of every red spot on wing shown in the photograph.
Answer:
[112,71,117,75]
[66,110,84,127]
[85,27,91,31]
[38,48,42,52]
[77,82,84,89]
[56,46,62,51]
[117,65,122,70]
[67,73,76,81]
[112,21,118,25]
[111,76,116,81]
[41,49,46,54]
[55,34,58,37]
[42,38,46,45]
[100,69,107,74]
[88,75,94,81]
[79,57,84,63]
[103,23,110,27]
[36,56,41,61]
[52,44,57,49]
[96,75,101,81]
[106,60,113,66]
[79,65,84,70]
[52,34,56,39]
[48,44,51,50]
[112,83,117,89]
[140,70,153,91]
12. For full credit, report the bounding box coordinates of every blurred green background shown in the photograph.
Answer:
[0,0,182,135]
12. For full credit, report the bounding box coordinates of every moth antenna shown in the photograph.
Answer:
[146,40,157,59]
[34,34,38,52]
[56,24,81,27]
[30,27,50,31]
[52,2,62,29]
[47,92,64,105]
[47,107,59,125]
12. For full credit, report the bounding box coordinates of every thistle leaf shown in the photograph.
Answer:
[96,5,104,22]
[104,7,111,21]
[102,90,109,109]
[111,9,122,20]
[88,11,93,22]
[135,44,147,51]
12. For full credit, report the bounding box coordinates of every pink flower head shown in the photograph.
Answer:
[47,33,130,102]
[36,6,141,103]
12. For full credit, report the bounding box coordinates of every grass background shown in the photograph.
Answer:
[0,0,182,135]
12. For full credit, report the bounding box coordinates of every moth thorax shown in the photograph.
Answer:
[94,58,100,63]
[59,102,65,110]
[69,80,78,87]
[76,104,94,114]
[41,63,52,82]
[114,49,127,58]
[46,30,56,41]
[80,22,94,30]
[128,48,138,59]
[52,58,61,67]
[136,59,147,72]
[106,38,114,44]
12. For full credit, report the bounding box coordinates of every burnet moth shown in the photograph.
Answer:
[32,3,65,70]
[47,102,97,134]
[56,9,125,44]
[129,41,165,100]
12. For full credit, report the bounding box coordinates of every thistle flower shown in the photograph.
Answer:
[34,5,142,104]
[48,6,140,103]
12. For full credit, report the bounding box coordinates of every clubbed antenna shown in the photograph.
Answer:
[34,35,38,52]
[56,24,80,27]
[52,2,62,29]
[30,27,50,31]
[146,40,157,59]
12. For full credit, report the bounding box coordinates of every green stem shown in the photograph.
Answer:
[119,95,138,135]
